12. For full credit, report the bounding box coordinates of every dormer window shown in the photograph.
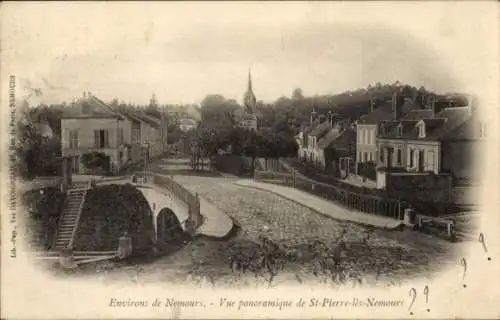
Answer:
[417,120,426,138]
[396,124,403,138]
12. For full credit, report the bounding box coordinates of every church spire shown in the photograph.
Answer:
[248,69,253,91]
[244,69,257,113]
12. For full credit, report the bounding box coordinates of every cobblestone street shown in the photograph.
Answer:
[71,159,464,288]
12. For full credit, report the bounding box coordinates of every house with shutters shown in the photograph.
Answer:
[60,92,166,174]
[316,121,357,175]
[375,96,484,189]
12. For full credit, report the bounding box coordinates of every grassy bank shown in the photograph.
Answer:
[74,184,155,254]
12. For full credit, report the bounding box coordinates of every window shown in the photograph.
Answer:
[363,152,368,162]
[409,149,415,168]
[69,130,79,148]
[119,128,124,145]
[380,148,384,162]
[397,149,402,164]
[72,156,80,173]
[358,152,362,162]
[418,122,426,138]
[132,123,141,143]
[427,150,435,172]
[94,130,109,148]
[396,125,403,138]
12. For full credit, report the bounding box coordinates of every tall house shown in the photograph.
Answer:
[60,92,126,174]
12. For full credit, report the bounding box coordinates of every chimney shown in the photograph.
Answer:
[310,105,317,126]
[83,92,87,99]
[467,94,477,115]
[392,92,399,119]
[370,98,375,113]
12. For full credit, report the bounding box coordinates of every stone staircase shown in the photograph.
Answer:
[53,185,88,250]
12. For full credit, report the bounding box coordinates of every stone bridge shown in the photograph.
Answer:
[134,185,191,243]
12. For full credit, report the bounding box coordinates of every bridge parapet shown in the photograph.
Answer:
[151,174,203,232]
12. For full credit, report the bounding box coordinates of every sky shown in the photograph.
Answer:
[1,2,498,107]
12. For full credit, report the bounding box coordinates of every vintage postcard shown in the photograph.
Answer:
[1,1,499,319]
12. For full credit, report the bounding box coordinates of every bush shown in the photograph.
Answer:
[74,184,155,252]
[81,152,110,174]
[357,162,376,181]
[22,187,66,250]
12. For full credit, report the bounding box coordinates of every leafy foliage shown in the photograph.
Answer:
[17,115,61,179]
[81,152,109,170]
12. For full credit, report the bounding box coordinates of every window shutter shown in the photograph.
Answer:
[94,130,99,148]
[104,130,109,147]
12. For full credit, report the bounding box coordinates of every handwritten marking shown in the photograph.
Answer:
[460,257,467,288]
[408,288,416,313]
[479,233,492,260]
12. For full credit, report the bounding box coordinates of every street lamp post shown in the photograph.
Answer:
[143,141,150,182]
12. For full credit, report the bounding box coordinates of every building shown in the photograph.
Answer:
[60,92,166,174]
[240,70,258,131]
[315,120,356,174]
[179,118,198,132]
[356,92,427,174]
[304,119,334,166]
[376,97,484,189]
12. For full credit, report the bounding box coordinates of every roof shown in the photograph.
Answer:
[61,94,123,119]
[317,128,342,149]
[379,107,472,141]
[180,118,198,126]
[428,107,471,140]
[119,110,144,123]
[359,106,394,124]
[303,119,321,134]
[401,109,435,120]
[132,112,161,128]
[308,121,331,138]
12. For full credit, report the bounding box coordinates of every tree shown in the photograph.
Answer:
[81,152,109,173]
[200,94,240,129]
[292,88,304,101]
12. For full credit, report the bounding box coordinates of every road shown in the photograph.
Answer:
[70,158,463,288]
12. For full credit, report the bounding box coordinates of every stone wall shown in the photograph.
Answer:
[385,172,452,190]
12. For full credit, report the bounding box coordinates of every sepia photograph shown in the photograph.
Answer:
[1,1,499,319]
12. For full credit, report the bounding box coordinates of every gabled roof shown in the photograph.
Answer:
[308,121,331,138]
[303,119,321,134]
[61,94,123,119]
[132,112,161,128]
[119,110,144,123]
[317,128,342,149]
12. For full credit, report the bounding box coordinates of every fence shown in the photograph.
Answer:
[151,174,202,230]
[254,169,403,220]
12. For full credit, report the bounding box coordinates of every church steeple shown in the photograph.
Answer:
[243,69,257,113]
[248,69,253,91]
